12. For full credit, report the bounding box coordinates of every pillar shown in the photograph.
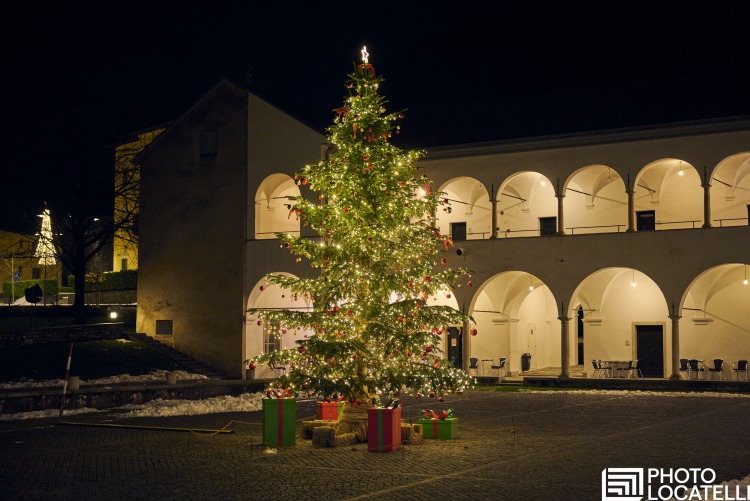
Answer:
[559,315,571,379]
[626,189,635,232]
[462,317,471,372]
[669,313,681,380]
[556,194,566,235]
[490,188,498,239]
[702,176,712,228]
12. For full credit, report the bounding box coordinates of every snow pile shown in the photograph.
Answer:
[0,369,208,389]
[0,392,265,421]
[117,392,264,417]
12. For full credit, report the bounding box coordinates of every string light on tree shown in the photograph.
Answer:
[246,47,474,442]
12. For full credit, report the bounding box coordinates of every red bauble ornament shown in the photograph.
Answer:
[298,346,307,353]
[470,328,478,336]
[467,281,473,287]
[257,320,263,326]
[300,177,308,185]
[429,391,435,397]
[259,285,265,291]
[425,345,433,353]
[249,362,257,370]
[438,396,445,403]
[441,258,447,264]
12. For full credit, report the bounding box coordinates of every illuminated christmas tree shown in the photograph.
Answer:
[248,47,473,441]
[35,208,57,266]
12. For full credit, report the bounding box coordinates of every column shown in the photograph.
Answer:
[490,189,498,239]
[559,315,571,379]
[462,317,471,373]
[702,177,712,228]
[626,189,635,232]
[669,313,682,380]
[556,194,566,235]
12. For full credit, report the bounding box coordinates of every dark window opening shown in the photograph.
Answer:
[539,216,557,236]
[636,210,656,231]
[451,222,467,242]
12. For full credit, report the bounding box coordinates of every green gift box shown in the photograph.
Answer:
[418,417,458,440]
[263,398,296,446]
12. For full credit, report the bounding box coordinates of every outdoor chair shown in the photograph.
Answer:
[707,359,724,380]
[592,359,608,378]
[627,359,643,378]
[733,360,749,381]
[679,358,689,379]
[469,357,479,375]
[688,359,704,380]
[491,358,507,378]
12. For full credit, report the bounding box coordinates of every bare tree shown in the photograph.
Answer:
[47,139,142,321]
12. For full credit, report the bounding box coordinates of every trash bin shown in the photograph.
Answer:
[521,353,532,372]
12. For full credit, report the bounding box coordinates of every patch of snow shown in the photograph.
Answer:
[0,369,208,389]
[0,407,106,421]
[116,392,265,418]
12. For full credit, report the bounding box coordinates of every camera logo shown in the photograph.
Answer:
[602,468,645,501]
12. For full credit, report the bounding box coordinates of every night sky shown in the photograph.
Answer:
[2,1,749,232]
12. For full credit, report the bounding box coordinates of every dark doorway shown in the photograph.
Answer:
[635,324,664,377]
[451,222,467,242]
[636,210,656,231]
[577,306,584,365]
[447,327,462,369]
[747,205,750,225]
[539,216,557,236]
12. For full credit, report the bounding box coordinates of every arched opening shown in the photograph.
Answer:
[571,267,669,377]
[564,165,627,234]
[496,172,556,238]
[246,273,313,378]
[710,153,750,228]
[633,159,702,231]
[681,263,750,379]
[469,271,559,375]
[254,173,301,239]
[435,176,492,240]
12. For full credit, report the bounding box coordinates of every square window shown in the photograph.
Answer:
[155,320,173,335]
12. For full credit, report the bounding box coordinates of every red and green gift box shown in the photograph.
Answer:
[262,397,296,446]
[418,409,458,440]
[367,406,402,452]
[316,401,345,421]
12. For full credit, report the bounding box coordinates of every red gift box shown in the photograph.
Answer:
[316,401,345,421]
[367,406,401,452]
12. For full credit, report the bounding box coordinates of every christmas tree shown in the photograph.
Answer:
[248,47,474,440]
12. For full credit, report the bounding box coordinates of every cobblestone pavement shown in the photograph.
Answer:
[1,389,749,500]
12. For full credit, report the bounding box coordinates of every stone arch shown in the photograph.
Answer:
[570,267,669,377]
[246,272,313,378]
[710,152,750,227]
[680,263,750,372]
[436,176,492,240]
[633,158,702,230]
[254,173,301,239]
[496,171,556,238]
[563,164,627,234]
[468,271,559,374]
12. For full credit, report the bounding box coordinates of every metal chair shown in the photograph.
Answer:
[469,357,479,376]
[733,360,748,381]
[591,359,608,378]
[491,357,507,378]
[707,359,724,380]
[688,359,704,380]
[679,358,690,379]
[627,359,643,378]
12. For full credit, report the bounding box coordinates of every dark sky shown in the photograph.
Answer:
[2,1,749,232]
